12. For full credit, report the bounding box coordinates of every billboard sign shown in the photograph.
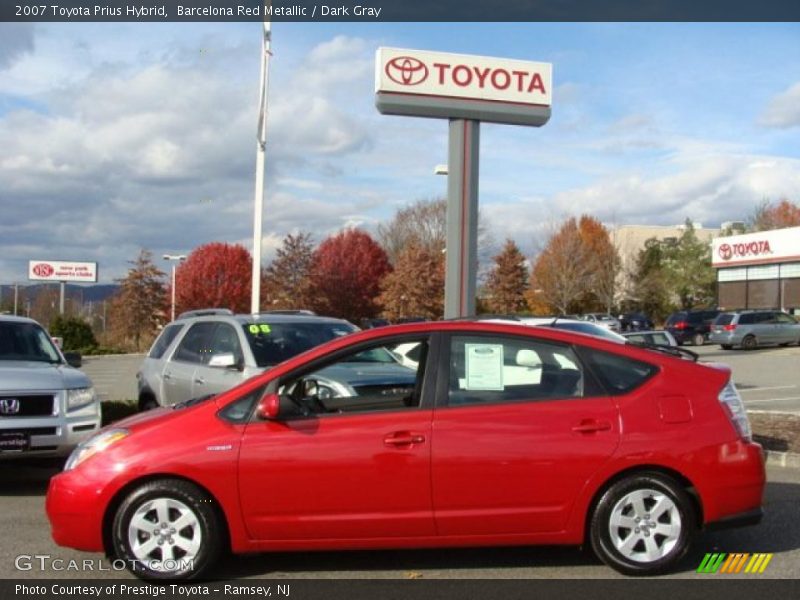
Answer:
[28,260,98,283]
[375,47,552,127]
[712,226,800,267]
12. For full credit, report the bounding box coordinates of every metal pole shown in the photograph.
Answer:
[444,119,480,319]
[251,16,272,314]
[14,283,19,315]
[171,264,177,322]
[59,281,65,315]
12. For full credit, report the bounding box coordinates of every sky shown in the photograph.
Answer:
[0,21,798,284]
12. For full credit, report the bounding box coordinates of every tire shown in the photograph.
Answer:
[691,333,704,347]
[112,479,223,581]
[721,344,733,350]
[590,473,695,576]
[742,335,758,351]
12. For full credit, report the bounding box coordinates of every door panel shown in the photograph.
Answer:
[161,362,197,406]
[239,409,434,540]
[432,398,619,535]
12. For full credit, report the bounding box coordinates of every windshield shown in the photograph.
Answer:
[242,321,357,367]
[0,321,62,363]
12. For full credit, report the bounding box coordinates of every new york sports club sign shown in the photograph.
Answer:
[375,48,552,127]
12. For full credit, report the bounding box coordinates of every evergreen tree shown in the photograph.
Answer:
[484,239,529,314]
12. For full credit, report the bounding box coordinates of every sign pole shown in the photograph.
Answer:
[444,119,480,319]
[59,281,65,315]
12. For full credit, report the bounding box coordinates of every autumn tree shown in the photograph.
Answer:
[750,198,800,231]
[50,315,97,351]
[379,243,444,321]
[377,197,447,263]
[308,229,391,322]
[531,219,595,315]
[174,242,252,315]
[484,239,529,314]
[107,249,166,352]
[578,216,620,313]
[261,232,315,310]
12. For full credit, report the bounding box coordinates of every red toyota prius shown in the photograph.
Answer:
[46,320,765,580]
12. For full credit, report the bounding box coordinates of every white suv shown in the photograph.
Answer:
[0,315,101,460]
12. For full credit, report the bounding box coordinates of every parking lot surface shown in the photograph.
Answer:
[0,464,797,579]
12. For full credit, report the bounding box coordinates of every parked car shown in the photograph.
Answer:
[709,310,800,350]
[580,313,622,333]
[665,309,721,346]
[622,330,678,347]
[0,315,100,460]
[136,310,361,411]
[515,316,627,342]
[619,312,655,332]
[48,320,764,580]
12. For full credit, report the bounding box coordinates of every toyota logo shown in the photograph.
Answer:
[32,263,54,277]
[0,398,20,415]
[385,56,429,86]
[718,243,733,261]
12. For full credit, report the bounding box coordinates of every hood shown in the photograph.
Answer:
[0,360,91,391]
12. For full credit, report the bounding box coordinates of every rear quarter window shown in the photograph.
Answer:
[580,348,657,394]
[715,314,734,326]
[148,323,184,358]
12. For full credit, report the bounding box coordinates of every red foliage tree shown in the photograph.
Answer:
[308,229,392,322]
[751,198,800,231]
[173,242,252,316]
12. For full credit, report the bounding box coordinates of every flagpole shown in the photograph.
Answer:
[251,13,272,314]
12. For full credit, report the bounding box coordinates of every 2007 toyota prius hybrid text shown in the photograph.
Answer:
[46,320,765,580]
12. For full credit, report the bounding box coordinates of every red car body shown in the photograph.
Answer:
[46,321,764,577]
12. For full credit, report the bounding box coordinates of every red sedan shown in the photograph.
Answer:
[46,321,765,580]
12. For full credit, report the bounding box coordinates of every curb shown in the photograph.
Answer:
[764,449,800,469]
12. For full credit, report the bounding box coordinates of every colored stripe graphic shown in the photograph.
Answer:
[697,553,726,573]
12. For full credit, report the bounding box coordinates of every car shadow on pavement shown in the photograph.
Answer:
[0,462,61,496]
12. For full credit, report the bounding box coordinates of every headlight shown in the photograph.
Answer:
[64,428,129,471]
[67,387,97,411]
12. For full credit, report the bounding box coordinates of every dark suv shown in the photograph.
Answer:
[665,309,721,346]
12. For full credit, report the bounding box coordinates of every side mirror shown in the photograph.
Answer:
[208,352,237,369]
[63,352,82,368]
[256,393,283,420]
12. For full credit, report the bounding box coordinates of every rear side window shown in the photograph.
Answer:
[738,313,755,325]
[148,323,184,359]
[715,314,734,326]
[580,348,657,394]
[687,313,703,324]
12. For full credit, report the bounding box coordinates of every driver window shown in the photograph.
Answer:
[279,338,429,416]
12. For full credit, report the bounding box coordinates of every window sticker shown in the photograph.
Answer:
[248,325,260,334]
[464,343,504,390]
[259,324,271,333]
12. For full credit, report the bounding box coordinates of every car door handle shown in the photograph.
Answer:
[572,420,612,434]
[383,432,426,446]
[194,377,206,385]
[163,372,172,380]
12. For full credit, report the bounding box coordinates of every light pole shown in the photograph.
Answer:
[163,254,186,322]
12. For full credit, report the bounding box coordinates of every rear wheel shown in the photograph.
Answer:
[112,479,223,580]
[742,335,758,351]
[691,333,705,347]
[590,473,695,576]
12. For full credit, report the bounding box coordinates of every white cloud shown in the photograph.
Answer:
[758,82,800,129]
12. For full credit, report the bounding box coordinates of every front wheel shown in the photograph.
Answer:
[112,479,224,580]
[590,473,695,576]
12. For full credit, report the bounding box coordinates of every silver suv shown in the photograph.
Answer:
[0,315,101,460]
[136,310,361,410]
[710,310,800,350]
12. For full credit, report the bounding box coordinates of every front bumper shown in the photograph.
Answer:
[46,469,107,552]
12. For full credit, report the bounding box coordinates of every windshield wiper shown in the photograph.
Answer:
[173,394,215,410]
[626,341,698,362]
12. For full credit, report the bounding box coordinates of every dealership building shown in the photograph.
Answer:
[712,226,800,315]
